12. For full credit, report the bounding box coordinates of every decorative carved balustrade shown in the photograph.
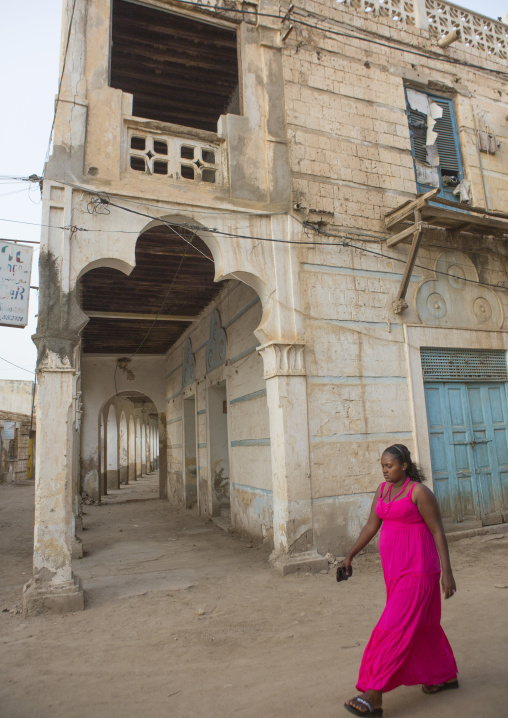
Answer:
[425,0,507,59]
[338,0,508,59]
[339,0,416,27]
[125,120,225,186]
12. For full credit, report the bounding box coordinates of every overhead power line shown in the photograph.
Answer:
[0,356,36,375]
[42,0,78,175]
[86,191,508,294]
[152,0,508,79]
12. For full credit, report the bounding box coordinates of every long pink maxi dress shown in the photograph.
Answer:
[356,479,458,693]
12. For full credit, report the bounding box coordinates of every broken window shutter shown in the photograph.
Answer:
[408,108,427,163]
[433,98,460,172]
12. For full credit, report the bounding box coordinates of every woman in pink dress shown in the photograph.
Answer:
[342,444,458,716]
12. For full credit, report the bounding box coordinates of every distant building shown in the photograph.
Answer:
[0,380,36,483]
[25,0,508,614]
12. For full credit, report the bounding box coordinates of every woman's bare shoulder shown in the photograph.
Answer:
[412,482,435,500]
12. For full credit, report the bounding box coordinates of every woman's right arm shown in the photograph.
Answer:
[342,485,383,570]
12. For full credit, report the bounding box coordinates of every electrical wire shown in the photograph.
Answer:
[86,192,508,294]
[127,229,192,359]
[149,0,508,79]
[2,177,506,292]
[321,230,508,290]
[113,195,288,218]
[3,176,508,352]
[35,0,506,189]
[42,0,78,175]
[288,6,508,79]
[0,356,36,375]
[0,188,31,200]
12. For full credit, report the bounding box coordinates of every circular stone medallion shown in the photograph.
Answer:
[427,292,447,319]
[473,297,492,323]
[447,264,466,289]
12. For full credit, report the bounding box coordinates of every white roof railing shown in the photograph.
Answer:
[337,0,508,59]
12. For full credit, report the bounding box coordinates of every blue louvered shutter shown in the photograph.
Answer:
[433,97,461,173]
[405,90,463,201]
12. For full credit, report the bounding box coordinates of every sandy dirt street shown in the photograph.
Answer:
[1,475,507,718]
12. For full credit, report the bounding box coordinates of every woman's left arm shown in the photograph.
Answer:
[413,484,457,599]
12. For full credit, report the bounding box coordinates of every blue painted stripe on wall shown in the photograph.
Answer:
[302,262,422,282]
[231,438,271,447]
[197,443,207,448]
[311,431,413,443]
[308,376,407,385]
[313,491,375,504]
[165,363,183,379]
[317,319,403,329]
[197,409,206,415]
[232,482,273,497]
[230,388,267,405]
[166,416,182,425]
[223,297,261,329]
[230,344,259,365]
[166,390,182,402]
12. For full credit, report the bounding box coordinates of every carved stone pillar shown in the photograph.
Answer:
[258,342,327,575]
[22,350,84,615]
[158,412,168,500]
[23,235,88,613]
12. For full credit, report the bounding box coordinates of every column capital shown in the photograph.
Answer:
[257,341,305,380]
[35,348,76,373]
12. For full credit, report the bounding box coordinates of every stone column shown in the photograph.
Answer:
[23,179,88,614]
[258,342,328,575]
[158,413,167,499]
[22,353,84,614]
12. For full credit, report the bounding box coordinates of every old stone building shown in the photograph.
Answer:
[24,0,508,613]
[0,380,36,484]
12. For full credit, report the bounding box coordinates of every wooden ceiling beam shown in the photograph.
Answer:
[86,311,198,322]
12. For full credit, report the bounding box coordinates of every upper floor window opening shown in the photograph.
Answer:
[405,88,464,203]
[110,0,241,133]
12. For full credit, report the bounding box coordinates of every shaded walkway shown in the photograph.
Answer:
[75,470,263,607]
[100,471,160,505]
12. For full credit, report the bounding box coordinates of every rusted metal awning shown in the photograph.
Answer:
[384,188,508,313]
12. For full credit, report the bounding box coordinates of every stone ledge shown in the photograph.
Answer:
[446,522,508,544]
[22,574,84,616]
[270,550,329,576]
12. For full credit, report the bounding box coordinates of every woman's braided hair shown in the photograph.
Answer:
[383,444,425,483]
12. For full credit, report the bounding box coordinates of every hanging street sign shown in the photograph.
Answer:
[0,241,34,328]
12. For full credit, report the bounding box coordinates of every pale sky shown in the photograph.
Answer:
[0,0,506,381]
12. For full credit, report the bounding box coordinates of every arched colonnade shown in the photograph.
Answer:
[99,392,159,495]
[25,190,324,617]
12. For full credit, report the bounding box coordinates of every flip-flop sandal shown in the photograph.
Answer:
[422,679,459,694]
[344,696,383,716]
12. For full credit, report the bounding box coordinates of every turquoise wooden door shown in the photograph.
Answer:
[425,382,508,526]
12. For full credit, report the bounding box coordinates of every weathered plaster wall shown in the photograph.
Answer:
[0,381,35,416]
[165,281,273,541]
[279,0,508,554]
[282,0,508,221]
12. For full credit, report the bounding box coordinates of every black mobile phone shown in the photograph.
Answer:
[336,565,353,582]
